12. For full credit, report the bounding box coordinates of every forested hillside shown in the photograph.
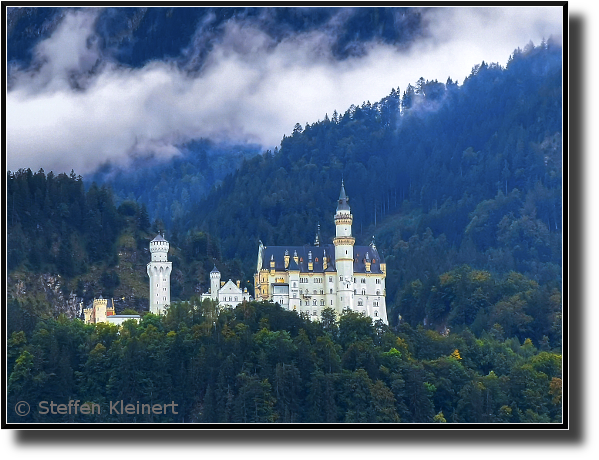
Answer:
[6,35,563,424]
[7,301,562,424]
[6,169,245,329]
[85,140,261,228]
[7,40,562,340]
[179,40,562,333]
[7,7,425,71]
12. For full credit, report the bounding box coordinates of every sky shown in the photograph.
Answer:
[5,6,563,175]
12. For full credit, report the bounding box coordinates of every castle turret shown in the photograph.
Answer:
[147,233,172,315]
[210,265,221,301]
[333,180,355,313]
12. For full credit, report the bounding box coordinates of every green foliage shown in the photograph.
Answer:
[6,300,562,424]
[5,42,562,424]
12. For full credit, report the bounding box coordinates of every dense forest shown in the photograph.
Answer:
[86,140,262,231]
[179,40,562,330]
[7,7,425,71]
[7,301,562,424]
[6,33,563,423]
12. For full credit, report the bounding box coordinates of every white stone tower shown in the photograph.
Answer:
[333,181,355,313]
[210,265,221,301]
[147,233,172,315]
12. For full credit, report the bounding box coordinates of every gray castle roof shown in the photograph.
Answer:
[211,265,220,274]
[260,243,384,274]
[336,181,350,212]
[151,234,166,242]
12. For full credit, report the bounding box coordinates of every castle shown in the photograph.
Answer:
[200,266,251,308]
[147,232,251,312]
[142,182,387,324]
[254,182,388,324]
[83,297,140,325]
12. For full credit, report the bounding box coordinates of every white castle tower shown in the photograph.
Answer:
[333,181,355,313]
[147,233,172,315]
[210,265,221,301]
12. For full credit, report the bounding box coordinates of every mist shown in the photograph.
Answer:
[6,6,563,175]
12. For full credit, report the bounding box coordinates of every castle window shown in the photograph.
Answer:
[320,299,325,306]
[320,290,324,295]
[313,300,317,306]
[358,299,363,306]
[293,282,297,287]
[374,311,378,317]
[331,300,333,305]
[376,279,381,284]
[362,289,366,295]
[313,311,317,316]
[313,290,317,295]
[361,278,366,283]
[376,290,380,295]
[329,277,333,282]
[330,289,333,294]
[293,293,297,298]
[235,297,238,301]
[340,276,343,281]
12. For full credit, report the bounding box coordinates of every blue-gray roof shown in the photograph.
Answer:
[152,234,166,242]
[336,182,350,212]
[260,243,384,274]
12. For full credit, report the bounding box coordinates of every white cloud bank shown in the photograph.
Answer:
[6,6,563,175]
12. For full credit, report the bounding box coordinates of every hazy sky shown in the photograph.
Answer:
[6,6,563,175]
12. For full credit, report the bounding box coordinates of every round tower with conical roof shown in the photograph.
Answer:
[210,265,221,301]
[147,233,172,315]
[333,180,355,313]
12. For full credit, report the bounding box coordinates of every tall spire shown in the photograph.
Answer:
[337,180,350,212]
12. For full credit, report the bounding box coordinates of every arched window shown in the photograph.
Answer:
[313,300,317,306]
[330,289,333,294]
[320,299,325,306]
[358,299,363,306]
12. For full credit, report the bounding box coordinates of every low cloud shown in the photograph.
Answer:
[6,6,563,175]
